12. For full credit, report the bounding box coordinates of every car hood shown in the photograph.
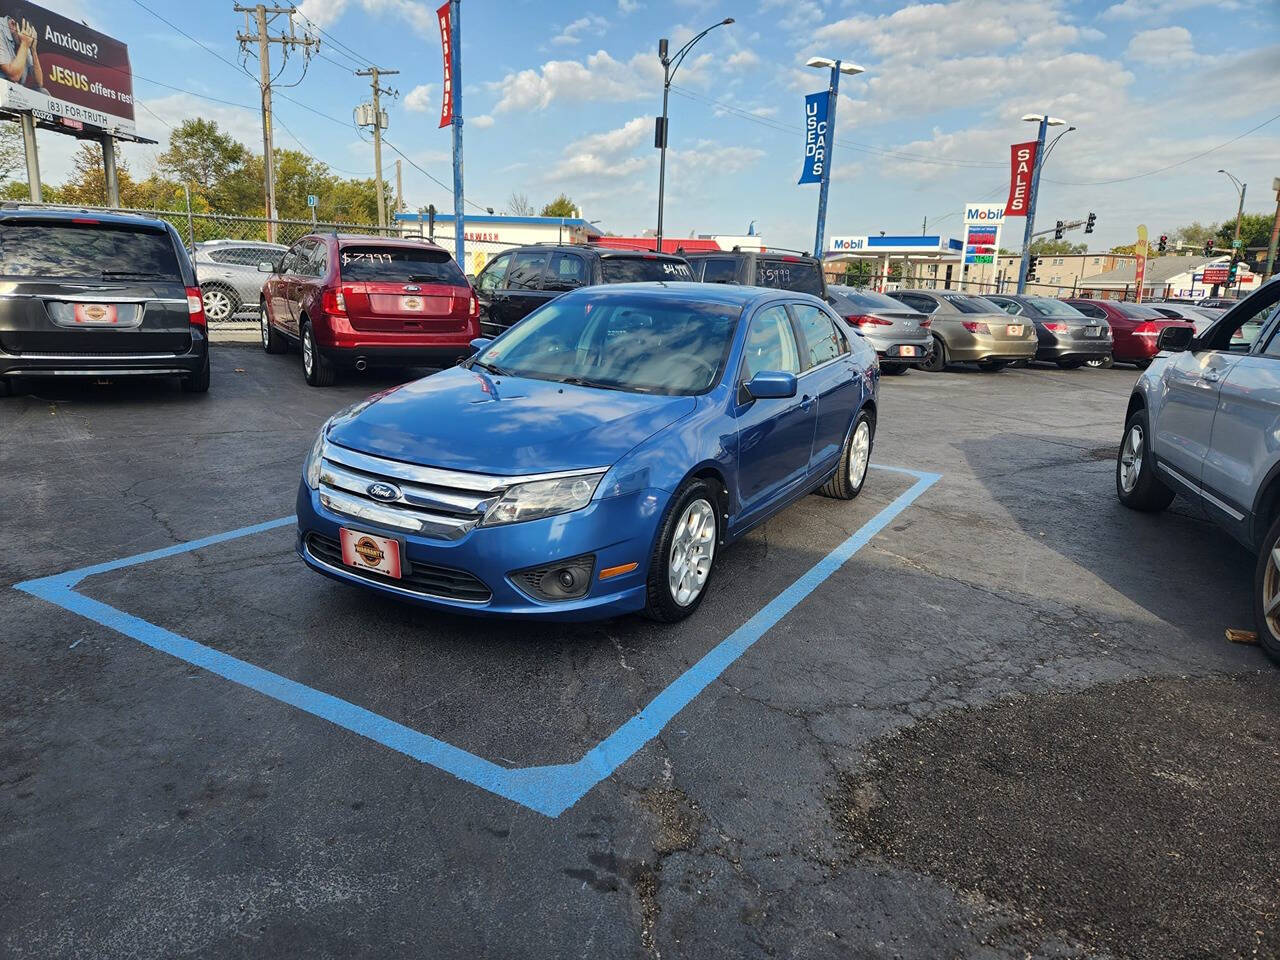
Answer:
[326,365,696,475]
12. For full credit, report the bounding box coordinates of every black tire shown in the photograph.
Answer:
[920,336,947,373]
[181,350,211,394]
[820,409,874,500]
[1057,358,1086,370]
[642,478,721,623]
[301,320,336,387]
[200,284,240,324]
[1116,407,1174,512]
[1251,515,1280,665]
[1085,354,1114,369]
[880,361,908,376]
[261,300,286,354]
[977,360,1007,372]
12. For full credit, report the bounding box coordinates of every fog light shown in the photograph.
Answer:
[511,554,596,602]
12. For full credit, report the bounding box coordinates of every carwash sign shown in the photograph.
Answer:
[798,91,828,184]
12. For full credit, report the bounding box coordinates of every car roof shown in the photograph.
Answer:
[0,206,172,231]
[324,234,450,251]
[684,249,818,263]
[555,280,815,308]
[196,239,285,248]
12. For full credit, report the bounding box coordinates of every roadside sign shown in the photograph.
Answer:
[307,194,319,208]
[1202,264,1230,283]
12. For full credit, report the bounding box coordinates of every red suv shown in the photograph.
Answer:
[1064,298,1194,369]
[258,234,480,386]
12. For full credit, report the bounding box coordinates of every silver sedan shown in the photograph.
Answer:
[827,284,933,375]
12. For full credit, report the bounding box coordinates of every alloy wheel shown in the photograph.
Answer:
[302,328,314,376]
[1262,548,1280,644]
[260,305,270,348]
[849,419,871,488]
[1119,423,1143,493]
[202,288,234,322]
[668,498,716,607]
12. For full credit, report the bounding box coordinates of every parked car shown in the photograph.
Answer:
[986,294,1113,369]
[1115,276,1280,663]
[258,234,480,387]
[1064,298,1195,369]
[296,283,878,622]
[471,244,694,337]
[0,207,209,395]
[826,283,932,374]
[193,239,287,322]
[1198,297,1237,310]
[884,289,1038,372]
[1148,302,1217,333]
[683,249,827,300]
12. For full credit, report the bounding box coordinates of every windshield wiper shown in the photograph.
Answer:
[101,270,169,280]
[471,359,508,377]
[554,375,629,391]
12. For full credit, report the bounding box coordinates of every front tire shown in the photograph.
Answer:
[820,410,874,500]
[920,336,947,373]
[1116,407,1174,512]
[643,478,720,623]
[1251,515,1280,664]
[301,321,336,387]
[261,300,286,354]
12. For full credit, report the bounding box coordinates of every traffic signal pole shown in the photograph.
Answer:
[1015,116,1048,294]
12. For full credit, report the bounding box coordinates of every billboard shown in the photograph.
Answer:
[0,0,135,135]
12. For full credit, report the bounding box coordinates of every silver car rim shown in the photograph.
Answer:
[1263,548,1280,642]
[303,329,314,376]
[203,288,233,322]
[1119,423,1143,493]
[849,419,871,488]
[669,498,716,607]
[260,304,270,348]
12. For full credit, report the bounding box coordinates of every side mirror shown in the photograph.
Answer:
[257,260,277,273]
[469,337,493,353]
[744,370,798,401]
[1157,326,1194,353]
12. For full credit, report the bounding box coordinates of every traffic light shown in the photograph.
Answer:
[1158,234,1168,253]
[1203,240,1213,257]
[1228,257,1240,283]
[1054,220,1064,240]
[1027,256,1042,282]
[1085,212,1096,234]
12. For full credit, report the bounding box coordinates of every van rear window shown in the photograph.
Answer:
[600,257,694,283]
[0,223,181,280]
[338,245,467,285]
[754,259,823,297]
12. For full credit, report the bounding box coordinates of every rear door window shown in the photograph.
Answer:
[599,256,695,283]
[338,245,468,286]
[505,251,549,290]
[700,258,738,284]
[754,258,824,297]
[543,252,588,292]
[0,222,181,280]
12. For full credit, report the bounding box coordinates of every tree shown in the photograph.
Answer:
[157,118,258,214]
[1029,237,1087,255]
[1215,213,1273,250]
[1173,220,1218,248]
[507,192,535,216]
[0,121,24,184]
[539,193,576,217]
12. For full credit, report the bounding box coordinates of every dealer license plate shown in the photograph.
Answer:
[1006,324,1024,336]
[73,303,119,325]
[898,345,918,357]
[339,527,402,579]
[399,295,425,311]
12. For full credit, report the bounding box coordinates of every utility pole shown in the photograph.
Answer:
[236,4,318,242]
[395,158,404,220]
[1266,177,1279,280]
[356,65,398,230]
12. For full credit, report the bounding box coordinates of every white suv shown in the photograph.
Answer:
[1116,276,1280,663]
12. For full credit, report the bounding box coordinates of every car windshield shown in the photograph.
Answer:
[940,293,997,314]
[599,257,694,283]
[338,245,467,285]
[475,292,739,396]
[829,285,906,312]
[0,222,180,280]
[1025,297,1086,318]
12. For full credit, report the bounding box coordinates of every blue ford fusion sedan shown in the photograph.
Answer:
[296,282,879,622]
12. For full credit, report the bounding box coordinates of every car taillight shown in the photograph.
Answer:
[919,317,931,328]
[186,286,206,328]
[846,313,891,327]
[469,294,479,318]
[1134,321,1159,337]
[961,321,991,334]
[322,286,347,315]
[1043,322,1069,333]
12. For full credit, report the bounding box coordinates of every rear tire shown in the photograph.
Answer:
[181,351,211,394]
[880,362,908,376]
[1085,354,1113,369]
[1116,407,1174,512]
[201,285,239,324]
[977,360,1007,372]
[642,478,720,623]
[301,321,336,387]
[261,300,286,354]
[1251,515,1280,665]
[1057,358,1085,369]
[820,410,874,500]
[920,336,947,373]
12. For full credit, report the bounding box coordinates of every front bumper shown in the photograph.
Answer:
[0,331,208,379]
[296,481,663,620]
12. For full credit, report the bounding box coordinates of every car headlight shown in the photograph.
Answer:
[303,421,328,490]
[482,472,605,526]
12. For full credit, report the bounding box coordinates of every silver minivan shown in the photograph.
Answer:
[1117,276,1280,662]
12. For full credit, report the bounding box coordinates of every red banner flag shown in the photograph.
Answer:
[437,1,453,129]
[1005,140,1038,216]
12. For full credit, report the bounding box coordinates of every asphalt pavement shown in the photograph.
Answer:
[1,346,1273,959]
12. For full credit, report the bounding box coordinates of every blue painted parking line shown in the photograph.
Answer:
[15,464,939,818]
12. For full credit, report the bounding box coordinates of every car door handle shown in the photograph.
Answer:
[800,394,815,410]
[1202,370,1222,383]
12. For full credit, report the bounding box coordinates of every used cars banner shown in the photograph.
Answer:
[0,0,134,135]
[798,91,828,185]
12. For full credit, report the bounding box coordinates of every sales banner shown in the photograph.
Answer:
[1134,224,1148,303]
[0,0,134,135]
[798,90,828,185]
[436,1,452,129]
[1004,140,1038,216]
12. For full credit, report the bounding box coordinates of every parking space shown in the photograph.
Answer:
[3,348,1274,959]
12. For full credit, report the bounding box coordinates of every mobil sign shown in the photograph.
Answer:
[964,203,1005,226]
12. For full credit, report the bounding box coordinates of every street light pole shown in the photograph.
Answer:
[655,18,733,251]
[805,57,864,259]
[1219,169,1246,252]
[1015,113,1068,294]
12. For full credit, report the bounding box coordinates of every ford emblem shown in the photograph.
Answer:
[366,481,401,502]
[404,284,421,292]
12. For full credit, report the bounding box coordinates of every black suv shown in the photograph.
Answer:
[682,249,827,300]
[0,208,209,394]
[471,243,694,336]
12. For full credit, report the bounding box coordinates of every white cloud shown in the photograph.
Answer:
[1125,26,1200,65]
[298,0,437,38]
[489,50,667,112]
[551,15,608,46]
[1101,0,1240,20]
[725,49,761,70]
[618,0,642,12]
[470,114,495,129]
[403,84,436,112]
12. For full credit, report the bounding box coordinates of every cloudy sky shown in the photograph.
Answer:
[25,0,1280,250]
